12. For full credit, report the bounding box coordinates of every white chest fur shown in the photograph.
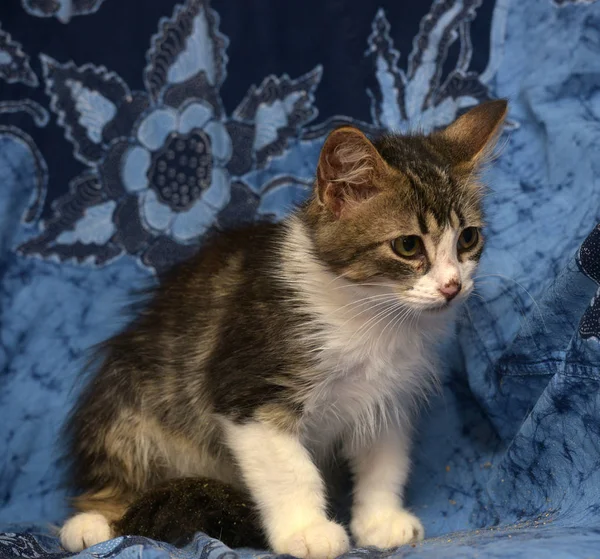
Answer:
[300,306,437,452]
[280,218,443,452]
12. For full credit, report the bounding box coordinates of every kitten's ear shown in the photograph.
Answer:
[316,126,386,218]
[436,100,508,168]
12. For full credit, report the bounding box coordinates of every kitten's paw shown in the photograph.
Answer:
[351,507,424,549]
[60,512,114,552]
[273,519,350,559]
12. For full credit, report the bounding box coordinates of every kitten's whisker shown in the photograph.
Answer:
[357,301,405,336]
[336,297,400,330]
[350,306,398,347]
[470,286,536,344]
[352,302,407,349]
[408,305,420,333]
[464,302,477,328]
[472,285,535,341]
[333,293,402,314]
[331,282,401,291]
[375,304,413,347]
[325,269,357,287]
[387,306,414,340]
[348,303,401,351]
[329,299,403,376]
[473,273,547,332]
[469,292,487,304]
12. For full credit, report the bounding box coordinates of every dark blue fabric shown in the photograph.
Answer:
[2,0,600,557]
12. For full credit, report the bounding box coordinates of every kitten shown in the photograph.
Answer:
[59,100,507,558]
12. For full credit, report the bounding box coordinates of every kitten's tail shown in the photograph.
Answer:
[113,477,266,549]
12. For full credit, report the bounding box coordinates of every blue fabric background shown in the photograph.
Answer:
[1,0,600,557]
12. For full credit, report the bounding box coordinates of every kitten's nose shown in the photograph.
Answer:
[439,281,462,301]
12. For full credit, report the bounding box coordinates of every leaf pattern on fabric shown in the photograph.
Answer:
[18,0,504,274]
[0,26,38,87]
[21,0,107,23]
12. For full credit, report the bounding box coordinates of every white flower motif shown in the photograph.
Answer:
[119,100,232,242]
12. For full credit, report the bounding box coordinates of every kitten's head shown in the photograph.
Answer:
[304,100,508,312]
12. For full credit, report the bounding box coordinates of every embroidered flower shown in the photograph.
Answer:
[119,101,232,242]
[19,0,322,271]
[21,0,107,23]
[0,24,38,86]
[18,0,501,273]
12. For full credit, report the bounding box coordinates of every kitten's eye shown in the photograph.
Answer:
[392,236,422,258]
[458,227,480,251]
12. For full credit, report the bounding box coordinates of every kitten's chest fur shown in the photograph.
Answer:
[284,224,440,450]
[283,222,436,447]
[300,308,436,451]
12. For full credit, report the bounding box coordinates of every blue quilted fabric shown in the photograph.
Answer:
[1,0,600,558]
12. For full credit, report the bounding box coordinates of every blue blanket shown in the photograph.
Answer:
[2,0,600,558]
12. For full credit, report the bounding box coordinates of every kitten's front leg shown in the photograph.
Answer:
[224,420,349,559]
[346,430,424,549]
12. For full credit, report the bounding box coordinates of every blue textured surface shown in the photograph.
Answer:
[1,0,600,558]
